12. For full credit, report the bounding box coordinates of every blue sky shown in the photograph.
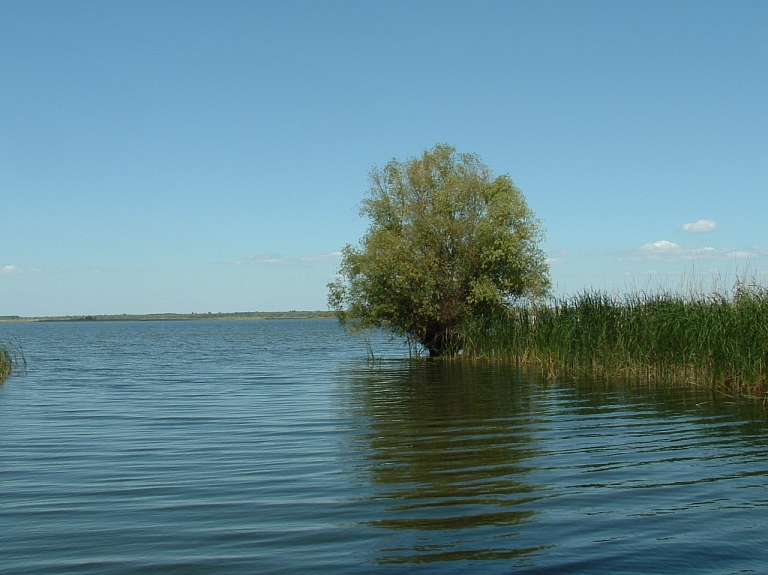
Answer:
[2,1,767,315]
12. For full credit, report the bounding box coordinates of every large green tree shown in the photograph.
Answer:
[328,144,550,356]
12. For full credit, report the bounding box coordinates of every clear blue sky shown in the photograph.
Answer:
[2,1,767,316]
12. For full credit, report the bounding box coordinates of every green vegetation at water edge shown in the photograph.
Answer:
[0,343,11,382]
[0,339,24,382]
[457,283,768,394]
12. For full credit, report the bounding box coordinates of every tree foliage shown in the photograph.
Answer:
[328,144,550,356]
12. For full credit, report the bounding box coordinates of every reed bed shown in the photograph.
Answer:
[458,282,768,394]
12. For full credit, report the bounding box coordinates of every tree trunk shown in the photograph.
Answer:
[421,325,457,357]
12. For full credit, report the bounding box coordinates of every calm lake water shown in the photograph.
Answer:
[1,319,767,574]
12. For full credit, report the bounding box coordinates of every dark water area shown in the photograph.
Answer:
[1,319,767,574]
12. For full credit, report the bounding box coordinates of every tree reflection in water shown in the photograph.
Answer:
[345,361,552,565]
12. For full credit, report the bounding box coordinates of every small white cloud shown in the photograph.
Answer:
[618,240,766,263]
[235,254,285,266]
[231,251,343,267]
[0,265,22,275]
[682,219,717,233]
[723,250,754,259]
[639,240,680,252]
[299,252,343,263]
[546,249,569,265]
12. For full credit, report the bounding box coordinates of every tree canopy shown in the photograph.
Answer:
[328,144,550,356]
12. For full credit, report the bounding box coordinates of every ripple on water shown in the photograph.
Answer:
[0,320,767,574]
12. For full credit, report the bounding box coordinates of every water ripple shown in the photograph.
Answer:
[0,320,767,573]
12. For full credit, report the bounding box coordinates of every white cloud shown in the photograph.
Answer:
[640,240,680,253]
[299,251,343,263]
[235,254,284,265]
[726,250,753,259]
[546,249,569,265]
[617,240,767,263]
[0,265,22,275]
[231,252,342,267]
[682,219,717,233]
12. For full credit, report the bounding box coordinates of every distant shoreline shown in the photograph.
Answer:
[0,311,336,323]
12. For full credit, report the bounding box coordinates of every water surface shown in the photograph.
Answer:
[1,320,766,573]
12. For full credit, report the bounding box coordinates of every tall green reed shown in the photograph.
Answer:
[0,343,12,382]
[0,339,26,383]
[458,281,768,394]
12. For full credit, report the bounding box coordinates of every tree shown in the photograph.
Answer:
[328,144,550,357]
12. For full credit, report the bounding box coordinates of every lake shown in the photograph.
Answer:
[1,319,767,574]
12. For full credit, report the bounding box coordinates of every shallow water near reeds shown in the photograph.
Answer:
[1,319,767,574]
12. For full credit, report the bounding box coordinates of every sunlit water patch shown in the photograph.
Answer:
[1,320,767,573]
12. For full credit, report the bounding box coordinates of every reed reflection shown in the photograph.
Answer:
[347,361,550,564]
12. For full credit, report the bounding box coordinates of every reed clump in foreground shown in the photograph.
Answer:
[457,282,768,394]
[0,343,12,382]
[0,339,25,383]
